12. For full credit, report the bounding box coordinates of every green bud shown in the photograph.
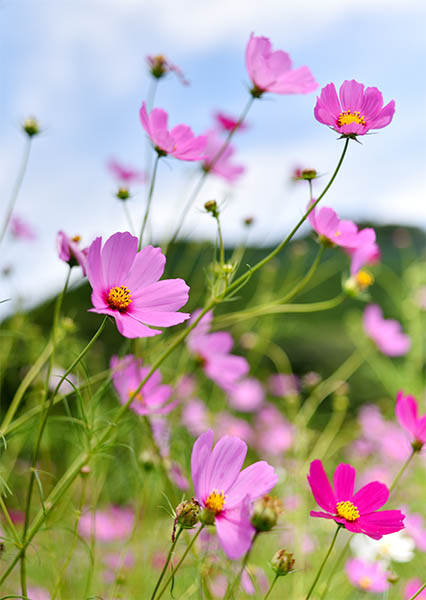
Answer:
[175,499,201,530]
[271,549,295,576]
[23,117,40,137]
[200,507,216,526]
[116,187,130,201]
[251,495,283,532]
[243,216,254,227]
[204,199,219,218]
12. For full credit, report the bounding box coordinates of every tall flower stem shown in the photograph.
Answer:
[389,449,417,493]
[139,153,161,250]
[0,136,33,246]
[305,524,342,600]
[319,535,351,600]
[280,245,325,304]
[150,527,183,600]
[167,95,255,247]
[224,532,258,599]
[154,525,205,600]
[264,574,280,599]
[409,582,426,600]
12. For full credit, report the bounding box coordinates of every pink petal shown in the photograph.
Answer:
[130,308,190,328]
[203,435,247,497]
[309,511,336,520]
[339,80,365,112]
[191,430,214,501]
[361,86,384,120]
[307,460,336,513]
[369,100,395,130]
[131,279,189,311]
[114,312,161,338]
[357,509,405,537]
[226,461,278,509]
[87,236,106,302]
[216,501,255,560]
[101,232,137,289]
[351,481,389,514]
[396,390,419,437]
[333,463,356,501]
[125,245,165,290]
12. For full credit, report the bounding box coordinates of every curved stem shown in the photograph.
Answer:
[389,449,416,494]
[264,574,280,600]
[139,153,160,250]
[155,525,205,600]
[150,527,183,600]
[305,525,341,600]
[0,136,32,246]
[279,245,325,304]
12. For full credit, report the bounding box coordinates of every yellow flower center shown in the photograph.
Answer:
[205,489,226,514]
[107,286,132,311]
[359,576,372,590]
[356,270,374,289]
[337,110,366,128]
[128,390,143,404]
[336,500,360,521]
[72,235,81,242]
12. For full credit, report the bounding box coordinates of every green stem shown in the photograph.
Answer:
[155,525,205,600]
[224,532,258,599]
[319,536,352,600]
[0,495,21,547]
[305,525,341,600]
[0,136,32,246]
[264,574,280,600]
[409,582,426,600]
[150,527,183,600]
[389,449,417,493]
[216,214,225,266]
[279,245,325,304]
[122,200,135,235]
[139,153,160,250]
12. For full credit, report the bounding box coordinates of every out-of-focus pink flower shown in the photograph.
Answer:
[268,373,299,397]
[291,167,318,182]
[396,390,426,449]
[345,558,390,593]
[229,378,264,412]
[202,129,245,183]
[215,412,253,444]
[363,304,411,356]
[102,551,135,583]
[187,311,249,392]
[181,398,209,437]
[404,578,426,600]
[214,111,247,133]
[170,461,189,490]
[346,227,380,275]
[176,375,197,399]
[150,415,170,457]
[48,366,77,396]
[281,525,317,554]
[404,511,426,552]
[191,430,278,559]
[57,231,88,275]
[357,466,392,489]
[87,232,190,338]
[10,215,37,241]
[308,203,360,249]
[357,404,411,463]
[107,159,147,184]
[245,33,318,97]
[79,506,134,542]
[146,54,189,85]
[314,80,395,136]
[139,103,206,161]
[110,355,175,416]
[209,573,228,597]
[27,587,50,600]
[308,460,405,539]
[241,567,268,595]
[254,403,293,456]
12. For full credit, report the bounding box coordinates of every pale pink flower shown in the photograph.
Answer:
[170,461,189,490]
[214,111,247,133]
[107,158,147,184]
[110,354,176,416]
[78,506,134,542]
[241,567,268,595]
[181,398,209,437]
[404,578,426,600]
[57,231,88,275]
[347,227,381,275]
[10,215,37,241]
[404,511,426,552]
[87,232,190,338]
[314,80,395,136]
[268,373,299,397]
[102,551,135,583]
[229,377,264,412]
[363,304,411,356]
[202,129,245,183]
[357,405,411,463]
[345,558,390,593]
[215,412,253,444]
[396,390,426,449]
[27,587,50,600]
[254,403,293,456]
[245,33,318,97]
[139,103,206,161]
[308,203,360,248]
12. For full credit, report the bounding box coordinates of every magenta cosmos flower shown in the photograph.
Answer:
[308,460,405,539]
[107,158,147,184]
[202,129,245,183]
[57,231,88,275]
[363,304,411,356]
[87,232,190,338]
[314,80,395,136]
[396,390,426,449]
[345,558,389,594]
[187,311,249,392]
[245,33,318,97]
[191,430,278,559]
[110,355,176,416]
[139,102,207,161]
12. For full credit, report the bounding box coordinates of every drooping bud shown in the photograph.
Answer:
[116,187,131,201]
[271,549,295,576]
[204,199,219,218]
[22,116,40,137]
[175,499,201,530]
[251,495,283,532]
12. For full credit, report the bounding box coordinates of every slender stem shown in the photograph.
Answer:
[409,582,426,600]
[216,214,225,266]
[146,77,159,112]
[122,200,135,235]
[139,153,160,250]
[224,532,258,600]
[0,136,32,246]
[320,536,352,600]
[150,527,183,600]
[305,525,341,600]
[155,525,205,600]
[264,574,280,600]
[0,496,21,546]
[280,245,325,304]
[389,449,416,493]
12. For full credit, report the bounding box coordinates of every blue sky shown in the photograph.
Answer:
[1,0,425,317]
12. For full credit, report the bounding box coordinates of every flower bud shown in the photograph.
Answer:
[148,54,167,79]
[344,270,374,298]
[116,187,131,201]
[251,495,283,532]
[23,117,40,137]
[271,549,295,576]
[387,572,399,585]
[243,216,254,227]
[222,263,235,275]
[139,449,159,471]
[204,200,219,218]
[200,507,216,526]
[175,499,201,530]
[302,371,321,390]
[80,465,91,478]
[292,168,318,182]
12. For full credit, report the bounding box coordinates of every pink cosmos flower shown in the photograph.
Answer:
[146,54,189,85]
[181,398,209,437]
[229,378,264,412]
[57,231,88,275]
[254,403,293,457]
[268,373,299,397]
[245,33,318,97]
[202,129,245,183]
[110,355,176,416]
[314,80,395,136]
[102,551,135,583]
[87,232,190,338]
[27,587,50,600]
[215,412,253,444]
[78,506,134,541]
[405,579,426,600]
[363,304,411,356]
[191,430,278,559]
[357,404,411,463]
[139,103,207,161]
[187,311,249,392]
[214,111,247,133]
[396,390,426,449]
[404,511,426,552]
[10,215,37,241]
[107,158,147,184]
[345,558,390,593]
[308,460,405,539]
[308,203,360,249]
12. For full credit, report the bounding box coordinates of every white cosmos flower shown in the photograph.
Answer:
[350,530,415,565]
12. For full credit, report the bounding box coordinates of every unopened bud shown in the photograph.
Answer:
[387,572,399,585]
[61,317,76,333]
[243,216,254,227]
[204,200,219,217]
[175,499,201,530]
[116,187,130,201]
[292,168,318,182]
[23,117,40,137]
[251,495,283,532]
[80,465,91,478]
[222,263,235,275]
[271,549,295,576]
[412,439,424,452]
[139,449,159,471]
[148,54,167,79]
[200,507,216,526]
[302,371,321,390]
